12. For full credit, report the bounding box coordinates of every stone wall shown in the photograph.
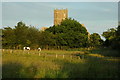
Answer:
[54,9,68,26]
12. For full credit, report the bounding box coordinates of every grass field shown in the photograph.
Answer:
[2,49,120,78]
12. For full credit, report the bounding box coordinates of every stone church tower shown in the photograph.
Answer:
[54,9,68,26]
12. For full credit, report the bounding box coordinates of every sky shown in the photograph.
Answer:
[1,0,119,2]
[1,2,118,38]
[118,2,120,25]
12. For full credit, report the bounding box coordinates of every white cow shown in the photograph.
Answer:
[23,47,30,50]
[38,47,41,51]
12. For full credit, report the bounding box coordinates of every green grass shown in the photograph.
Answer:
[2,49,120,78]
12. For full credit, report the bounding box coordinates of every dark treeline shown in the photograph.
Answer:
[102,25,120,50]
[1,18,120,50]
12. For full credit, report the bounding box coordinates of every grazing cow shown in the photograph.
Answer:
[38,47,41,51]
[23,47,30,50]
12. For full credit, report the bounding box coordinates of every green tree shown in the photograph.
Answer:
[38,31,56,49]
[111,26,120,49]
[14,21,29,49]
[2,27,16,48]
[46,18,89,48]
[2,19,90,49]
[102,28,117,47]
[102,28,116,40]
[90,33,103,47]
[26,27,40,47]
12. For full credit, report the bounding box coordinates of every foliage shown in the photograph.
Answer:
[2,22,41,49]
[14,22,29,48]
[102,28,116,40]
[38,31,56,49]
[2,18,91,49]
[46,18,89,48]
[3,19,120,50]
[102,26,120,51]
[89,33,103,47]
[2,27,16,48]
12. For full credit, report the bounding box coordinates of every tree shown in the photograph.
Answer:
[2,19,90,49]
[90,33,103,47]
[46,18,89,48]
[2,27,16,48]
[26,27,40,48]
[102,26,120,50]
[111,26,120,49]
[102,28,117,47]
[14,21,29,49]
[102,28,116,40]
[38,31,56,49]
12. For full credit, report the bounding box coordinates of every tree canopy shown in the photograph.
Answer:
[46,18,89,48]
[102,26,120,50]
[89,33,103,47]
[2,19,106,49]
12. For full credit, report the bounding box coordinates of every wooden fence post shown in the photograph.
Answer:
[70,55,72,59]
[39,52,41,56]
[10,50,13,54]
[63,54,64,59]
[2,49,4,52]
[44,53,46,59]
[78,56,80,59]
[56,54,57,58]
[28,51,29,54]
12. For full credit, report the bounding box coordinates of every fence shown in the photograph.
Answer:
[2,49,85,60]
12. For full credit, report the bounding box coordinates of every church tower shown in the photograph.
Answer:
[54,9,68,26]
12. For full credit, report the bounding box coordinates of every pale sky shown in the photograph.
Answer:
[2,2,118,37]
[1,0,119,2]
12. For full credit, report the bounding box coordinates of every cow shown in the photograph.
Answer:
[23,47,30,51]
[38,47,41,51]
[38,47,41,56]
[23,47,30,54]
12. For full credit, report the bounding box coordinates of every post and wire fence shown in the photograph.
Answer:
[2,49,86,60]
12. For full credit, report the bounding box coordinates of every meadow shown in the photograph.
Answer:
[2,49,120,78]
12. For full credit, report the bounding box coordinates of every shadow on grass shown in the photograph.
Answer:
[2,62,23,78]
[54,56,120,78]
[2,52,120,78]
[2,62,38,78]
[88,48,120,57]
